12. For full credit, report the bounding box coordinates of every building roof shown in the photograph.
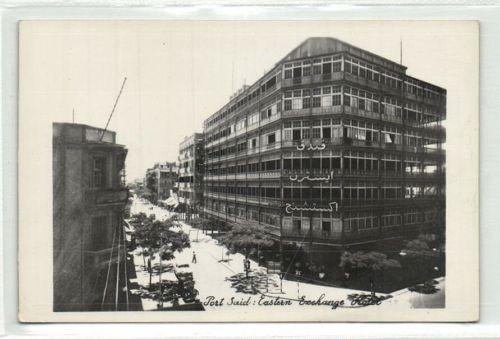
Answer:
[278,37,407,74]
[53,122,126,148]
[203,37,414,127]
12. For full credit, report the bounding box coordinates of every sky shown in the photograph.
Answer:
[20,20,477,181]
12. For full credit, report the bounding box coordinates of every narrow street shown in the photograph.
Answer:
[128,196,444,312]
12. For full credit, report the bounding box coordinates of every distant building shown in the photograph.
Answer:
[53,123,129,311]
[145,162,178,203]
[177,133,204,210]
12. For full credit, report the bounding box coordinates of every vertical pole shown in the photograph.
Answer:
[257,243,260,266]
[266,267,269,293]
[122,220,129,311]
[158,232,163,308]
[115,223,121,310]
[400,39,403,65]
[297,280,300,300]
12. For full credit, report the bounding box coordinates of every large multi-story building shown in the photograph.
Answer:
[53,123,129,311]
[202,37,446,264]
[177,133,204,210]
[145,162,178,203]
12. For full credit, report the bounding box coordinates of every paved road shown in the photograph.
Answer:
[131,197,446,314]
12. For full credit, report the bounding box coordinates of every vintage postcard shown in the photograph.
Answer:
[18,20,479,322]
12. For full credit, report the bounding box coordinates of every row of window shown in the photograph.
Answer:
[206,156,435,175]
[205,185,440,200]
[205,50,445,130]
[208,100,442,148]
[205,202,440,232]
[208,123,437,159]
[282,85,440,125]
[405,77,443,100]
[208,81,443,141]
[284,55,342,79]
[205,75,279,129]
[283,54,407,91]
[345,56,402,90]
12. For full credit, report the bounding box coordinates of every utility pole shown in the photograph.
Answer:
[158,232,163,308]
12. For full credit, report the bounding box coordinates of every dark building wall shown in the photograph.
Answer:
[53,123,128,311]
[53,145,87,311]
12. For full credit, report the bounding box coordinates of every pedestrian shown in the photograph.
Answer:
[244,259,251,277]
[192,251,197,264]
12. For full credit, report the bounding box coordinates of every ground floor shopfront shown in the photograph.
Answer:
[202,204,445,293]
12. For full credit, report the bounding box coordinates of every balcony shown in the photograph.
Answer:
[380,114,403,124]
[86,187,129,206]
[311,105,343,116]
[259,171,281,179]
[343,105,381,121]
[403,91,446,108]
[332,137,381,148]
[260,141,281,152]
[404,171,445,180]
[342,169,379,178]
[259,113,281,128]
[282,108,309,118]
[246,173,260,179]
[247,122,259,133]
[380,143,403,151]
[282,76,313,88]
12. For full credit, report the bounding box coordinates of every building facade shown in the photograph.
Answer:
[177,133,205,210]
[145,162,178,203]
[202,37,446,261]
[53,123,129,311]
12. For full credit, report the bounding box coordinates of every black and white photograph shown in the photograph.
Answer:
[18,20,478,322]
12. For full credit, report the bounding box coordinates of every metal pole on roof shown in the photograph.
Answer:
[100,77,127,141]
[400,39,403,65]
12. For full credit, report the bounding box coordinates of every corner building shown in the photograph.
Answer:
[53,123,129,311]
[202,37,445,263]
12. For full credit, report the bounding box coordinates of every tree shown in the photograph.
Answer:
[220,222,275,277]
[339,251,401,294]
[401,235,439,284]
[130,213,190,286]
[190,217,209,232]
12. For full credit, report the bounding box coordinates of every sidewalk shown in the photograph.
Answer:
[130,197,445,312]
[131,198,384,309]
[128,198,200,310]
